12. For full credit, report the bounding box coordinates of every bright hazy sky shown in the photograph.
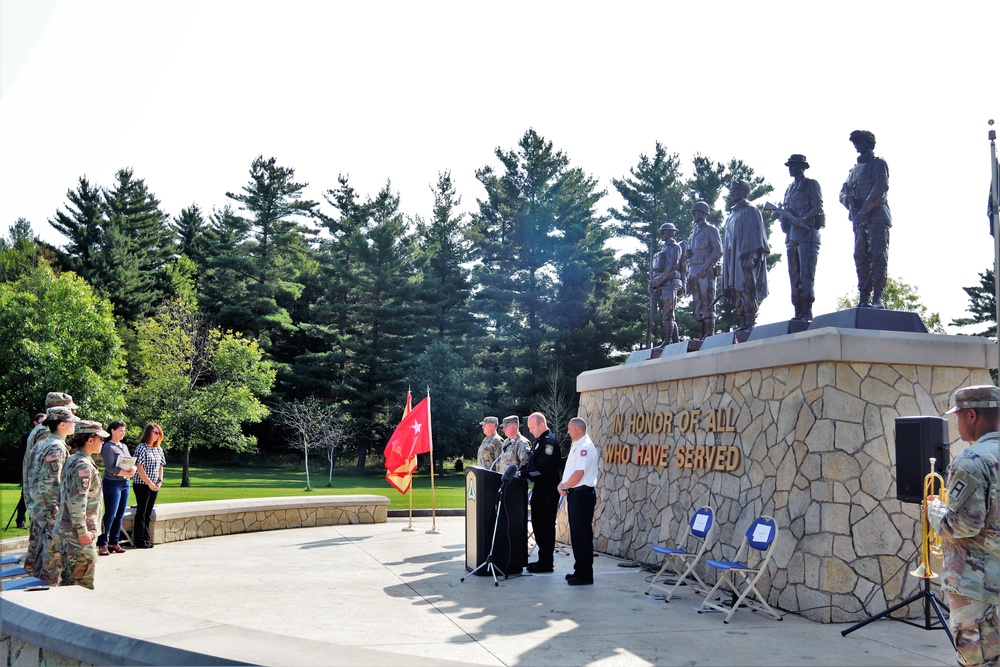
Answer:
[1,1,997,332]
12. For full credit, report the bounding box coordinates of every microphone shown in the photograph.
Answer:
[501,464,518,484]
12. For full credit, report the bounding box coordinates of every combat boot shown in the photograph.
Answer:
[871,286,884,309]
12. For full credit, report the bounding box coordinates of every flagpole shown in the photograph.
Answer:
[424,388,440,534]
[402,388,416,532]
[404,485,415,531]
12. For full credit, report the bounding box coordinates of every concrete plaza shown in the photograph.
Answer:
[1,516,957,666]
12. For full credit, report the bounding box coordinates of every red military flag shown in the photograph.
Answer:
[384,394,431,494]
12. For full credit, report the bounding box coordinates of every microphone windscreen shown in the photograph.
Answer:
[502,464,517,483]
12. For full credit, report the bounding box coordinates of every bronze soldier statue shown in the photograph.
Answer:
[839,130,891,309]
[721,180,769,331]
[649,223,686,347]
[769,154,824,321]
[685,202,722,339]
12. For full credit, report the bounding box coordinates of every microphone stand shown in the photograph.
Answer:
[461,469,513,587]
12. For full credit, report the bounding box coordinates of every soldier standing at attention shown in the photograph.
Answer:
[685,202,723,340]
[649,223,687,347]
[773,154,824,322]
[52,420,108,589]
[29,406,80,584]
[927,386,999,667]
[839,130,891,309]
[21,392,78,572]
[495,415,530,472]
[476,416,502,470]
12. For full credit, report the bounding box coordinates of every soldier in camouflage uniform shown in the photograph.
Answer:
[477,417,503,470]
[51,421,108,589]
[28,405,80,584]
[928,386,1000,666]
[20,393,78,572]
[495,415,530,472]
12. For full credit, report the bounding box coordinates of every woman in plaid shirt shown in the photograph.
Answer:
[132,423,166,549]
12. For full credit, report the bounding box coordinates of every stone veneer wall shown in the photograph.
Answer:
[120,496,389,545]
[576,327,995,623]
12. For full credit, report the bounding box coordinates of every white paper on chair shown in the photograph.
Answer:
[692,514,709,531]
[751,523,772,542]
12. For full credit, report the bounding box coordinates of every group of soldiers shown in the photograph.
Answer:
[20,391,107,589]
[649,130,892,345]
[476,415,531,472]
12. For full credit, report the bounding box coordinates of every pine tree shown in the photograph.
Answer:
[172,203,211,268]
[609,143,691,347]
[950,268,996,338]
[472,129,615,411]
[412,172,482,354]
[48,176,105,281]
[347,182,425,469]
[220,156,318,351]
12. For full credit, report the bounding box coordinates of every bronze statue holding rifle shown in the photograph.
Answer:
[685,201,722,339]
[839,130,891,309]
[765,154,824,322]
[649,223,686,347]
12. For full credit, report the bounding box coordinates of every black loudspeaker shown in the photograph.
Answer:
[465,467,528,575]
[894,416,950,504]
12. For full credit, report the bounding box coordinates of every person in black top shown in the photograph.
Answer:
[523,412,563,573]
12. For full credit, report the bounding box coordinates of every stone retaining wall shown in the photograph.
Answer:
[576,327,995,623]
[121,495,389,545]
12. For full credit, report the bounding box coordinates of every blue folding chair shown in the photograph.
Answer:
[2,576,49,591]
[697,515,782,623]
[645,506,715,601]
[1,564,29,579]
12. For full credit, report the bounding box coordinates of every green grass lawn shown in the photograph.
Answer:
[0,464,467,541]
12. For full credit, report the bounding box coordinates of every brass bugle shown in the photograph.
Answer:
[910,457,947,579]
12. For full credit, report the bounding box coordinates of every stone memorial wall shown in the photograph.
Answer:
[576,326,995,623]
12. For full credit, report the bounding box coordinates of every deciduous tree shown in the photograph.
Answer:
[0,260,126,478]
[837,276,946,333]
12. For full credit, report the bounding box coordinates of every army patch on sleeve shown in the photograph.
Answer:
[580,449,588,457]
[545,445,554,455]
[78,469,90,477]
[45,453,58,462]
[949,479,968,502]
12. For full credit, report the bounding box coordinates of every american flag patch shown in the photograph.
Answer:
[45,453,58,462]
[78,469,90,477]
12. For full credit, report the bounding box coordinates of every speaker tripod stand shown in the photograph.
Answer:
[841,569,953,646]
[461,482,510,587]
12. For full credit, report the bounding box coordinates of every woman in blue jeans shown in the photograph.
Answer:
[96,421,135,555]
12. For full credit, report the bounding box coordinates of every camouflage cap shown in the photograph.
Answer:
[44,392,78,410]
[502,415,520,427]
[76,420,110,438]
[945,385,1000,414]
[480,416,499,426]
[46,406,81,422]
